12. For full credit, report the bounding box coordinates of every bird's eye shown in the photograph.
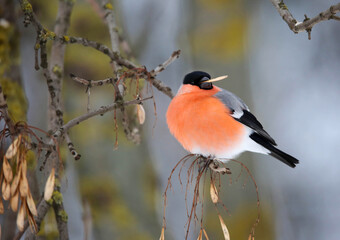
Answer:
[199,82,212,90]
[201,76,210,81]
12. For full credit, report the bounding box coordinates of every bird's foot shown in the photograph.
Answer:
[209,161,231,175]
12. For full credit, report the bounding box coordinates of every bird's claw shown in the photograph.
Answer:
[209,161,231,175]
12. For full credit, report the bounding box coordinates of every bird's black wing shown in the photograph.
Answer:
[250,132,299,168]
[214,89,277,146]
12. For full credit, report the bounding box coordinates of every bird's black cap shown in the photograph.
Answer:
[183,71,211,85]
[183,71,213,90]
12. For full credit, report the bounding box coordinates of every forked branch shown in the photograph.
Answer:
[270,0,340,39]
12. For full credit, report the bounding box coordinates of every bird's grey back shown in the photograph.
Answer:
[214,89,249,114]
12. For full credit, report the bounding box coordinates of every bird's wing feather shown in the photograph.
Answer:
[214,89,277,145]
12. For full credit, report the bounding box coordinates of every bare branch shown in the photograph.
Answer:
[148,78,174,99]
[270,0,340,39]
[99,0,120,73]
[270,0,297,31]
[112,80,141,144]
[18,0,44,31]
[64,36,137,69]
[0,85,16,134]
[47,1,74,238]
[18,0,177,101]
[65,133,81,160]
[47,0,74,131]
[147,50,181,99]
[53,97,153,139]
[150,50,181,77]
[52,189,69,240]
[69,48,178,99]
[70,74,116,86]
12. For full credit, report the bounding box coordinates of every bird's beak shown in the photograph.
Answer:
[204,75,228,83]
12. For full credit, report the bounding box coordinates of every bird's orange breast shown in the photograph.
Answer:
[166,85,245,157]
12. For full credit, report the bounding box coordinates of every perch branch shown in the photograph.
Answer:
[270,0,340,39]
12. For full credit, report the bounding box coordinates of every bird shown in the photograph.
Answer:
[166,71,299,168]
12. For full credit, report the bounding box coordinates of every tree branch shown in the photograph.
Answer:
[47,0,74,239]
[53,97,153,139]
[148,50,180,99]
[149,50,181,78]
[47,0,74,131]
[0,86,16,134]
[69,49,178,99]
[18,0,177,101]
[64,36,137,69]
[65,133,81,160]
[70,74,116,86]
[270,0,340,39]
[99,0,120,72]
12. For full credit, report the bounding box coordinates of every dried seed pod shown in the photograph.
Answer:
[19,174,29,197]
[26,192,37,216]
[27,208,38,233]
[218,215,230,240]
[136,104,146,124]
[5,135,21,159]
[210,182,218,204]
[197,229,202,240]
[3,157,13,182]
[0,197,4,214]
[11,173,20,196]
[1,180,6,196]
[44,168,55,201]
[10,190,19,212]
[2,181,11,200]
[203,229,210,240]
[21,159,27,176]
[17,200,25,231]
[159,227,165,240]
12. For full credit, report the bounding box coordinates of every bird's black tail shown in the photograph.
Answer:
[250,133,299,168]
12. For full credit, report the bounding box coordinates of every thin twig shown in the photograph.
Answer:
[270,0,340,39]
[65,36,137,69]
[99,0,120,73]
[65,133,81,160]
[150,50,181,77]
[18,0,44,32]
[112,79,141,144]
[53,97,153,139]
[0,85,16,134]
[70,74,116,87]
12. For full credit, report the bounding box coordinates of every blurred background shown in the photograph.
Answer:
[2,0,340,239]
